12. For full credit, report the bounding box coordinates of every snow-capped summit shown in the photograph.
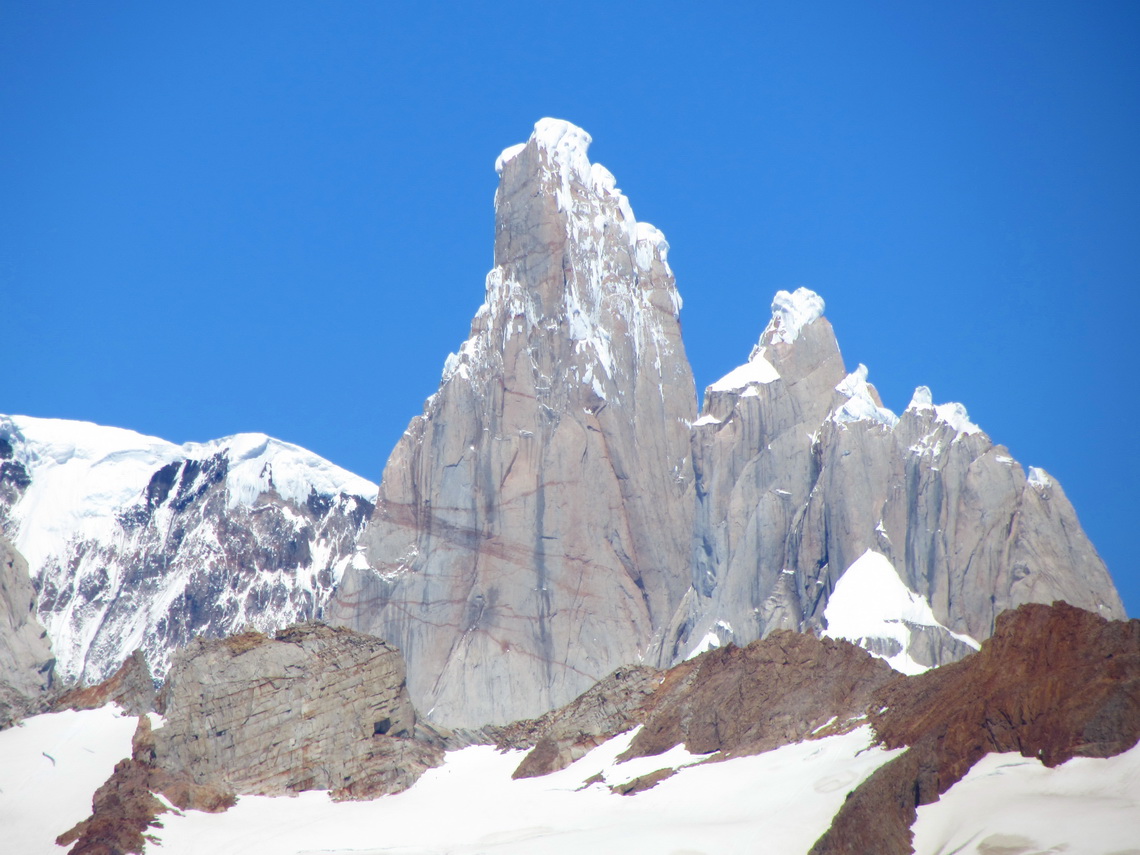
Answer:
[0,415,376,685]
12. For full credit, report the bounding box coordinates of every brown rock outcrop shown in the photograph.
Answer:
[506,629,897,780]
[153,622,443,800]
[625,630,898,761]
[54,650,155,717]
[809,602,1140,855]
[58,714,235,855]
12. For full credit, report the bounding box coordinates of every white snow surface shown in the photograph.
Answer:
[1028,466,1052,490]
[3,414,377,576]
[912,742,1140,855]
[709,351,779,392]
[767,287,825,345]
[151,726,899,855]
[823,549,979,675]
[0,706,137,854]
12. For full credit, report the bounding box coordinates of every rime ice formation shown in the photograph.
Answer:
[330,118,697,727]
[0,415,377,685]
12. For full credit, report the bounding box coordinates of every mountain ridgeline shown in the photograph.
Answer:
[0,119,1124,731]
[329,119,1124,727]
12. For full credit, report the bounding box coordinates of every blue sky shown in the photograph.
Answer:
[3,2,1137,615]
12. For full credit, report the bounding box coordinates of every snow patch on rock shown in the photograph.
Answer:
[907,386,981,438]
[1028,467,1052,491]
[823,549,979,675]
[709,352,780,393]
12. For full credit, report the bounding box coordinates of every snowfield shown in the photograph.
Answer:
[0,706,137,854]
[4,707,1138,855]
[912,746,1140,855]
[149,725,899,855]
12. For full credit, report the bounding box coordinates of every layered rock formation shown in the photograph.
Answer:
[0,415,376,685]
[153,623,442,800]
[330,119,697,727]
[674,287,1124,669]
[0,534,54,727]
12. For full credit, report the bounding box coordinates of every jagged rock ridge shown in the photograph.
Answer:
[675,292,1124,670]
[0,415,377,686]
[331,119,698,727]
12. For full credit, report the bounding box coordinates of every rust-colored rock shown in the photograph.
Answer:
[503,666,659,778]
[54,650,155,717]
[809,602,1140,855]
[57,716,235,855]
[625,630,898,761]
[507,630,897,779]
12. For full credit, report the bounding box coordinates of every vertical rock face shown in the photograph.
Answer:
[0,535,54,727]
[331,119,697,728]
[0,415,376,685]
[676,288,1124,669]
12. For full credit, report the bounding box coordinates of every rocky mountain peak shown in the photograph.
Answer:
[447,118,681,406]
[332,119,697,728]
[682,285,1123,672]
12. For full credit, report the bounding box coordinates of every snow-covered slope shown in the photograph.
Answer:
[912,748,1140,855]
[0,415,377,685]
[144,726,902,855]
[0,705,137,854]
[8,704,1136,855]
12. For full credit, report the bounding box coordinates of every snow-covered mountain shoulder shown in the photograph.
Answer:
[0,415,377,686]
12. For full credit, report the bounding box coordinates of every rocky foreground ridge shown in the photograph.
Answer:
[52,601,1140,854]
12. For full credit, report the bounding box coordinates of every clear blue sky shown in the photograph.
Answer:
[3,2,1137,615]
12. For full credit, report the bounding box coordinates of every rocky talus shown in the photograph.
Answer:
[0,534,54,727]
[331,119,697,727]
[152,623,443,800]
